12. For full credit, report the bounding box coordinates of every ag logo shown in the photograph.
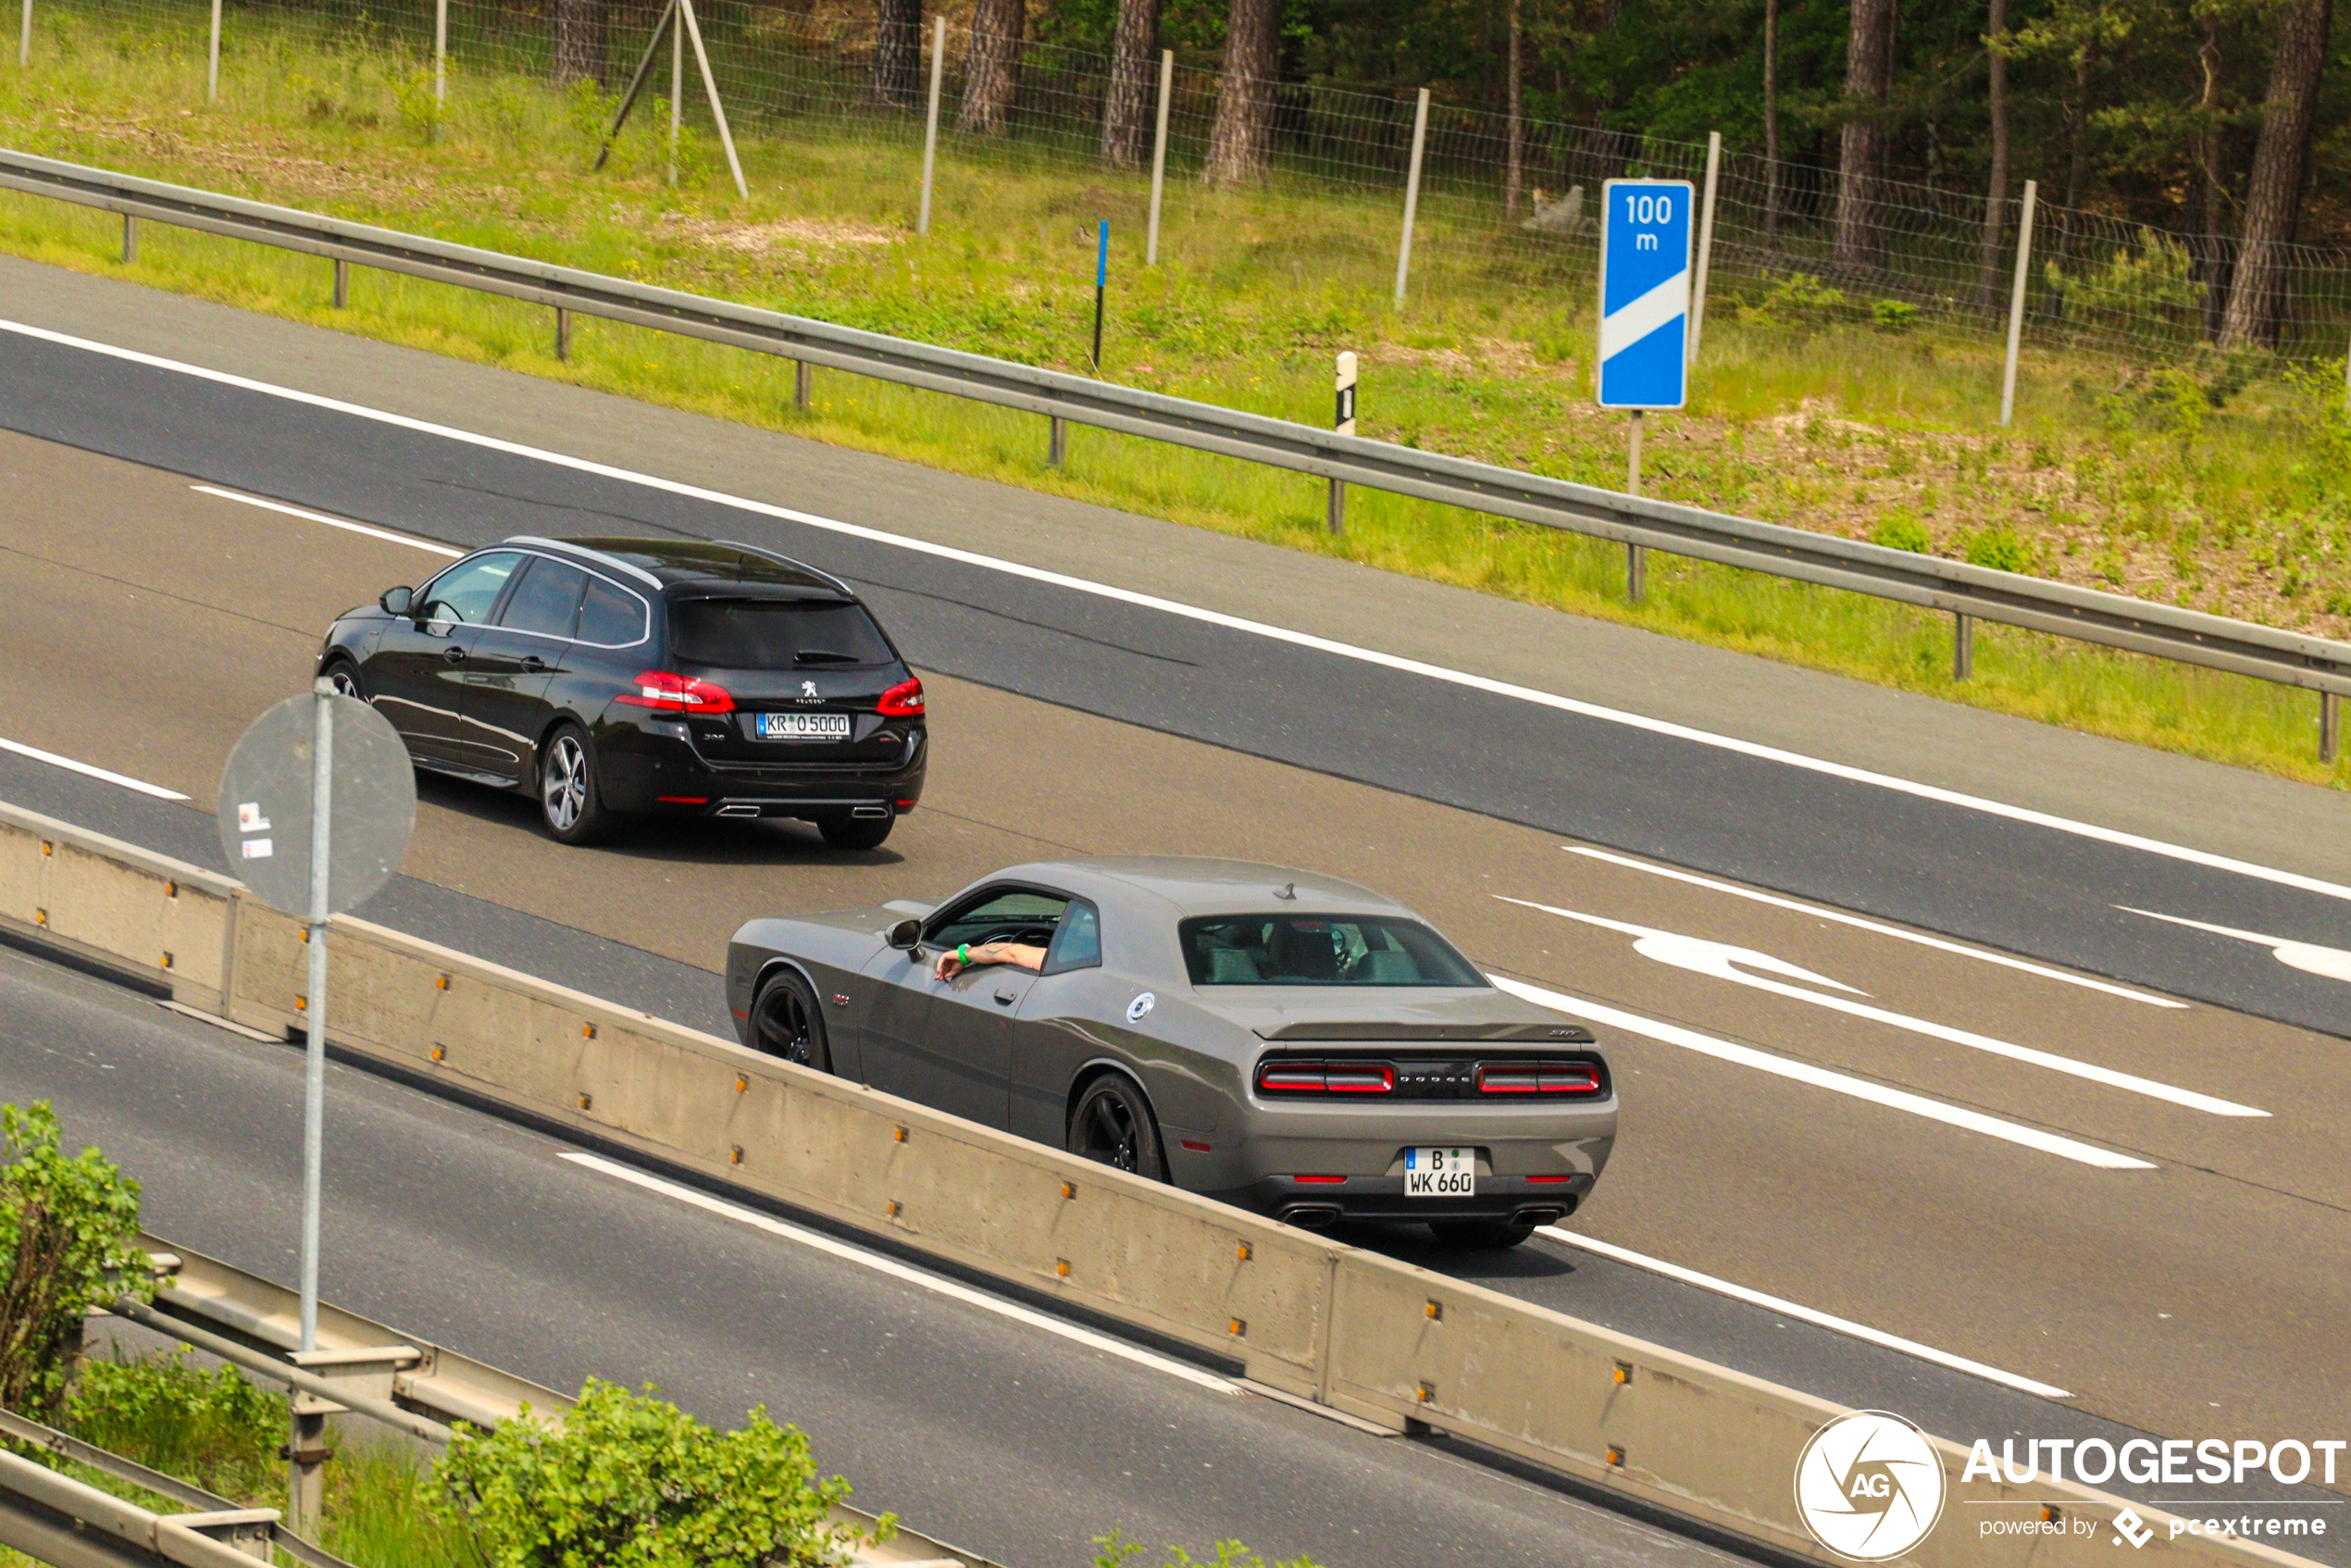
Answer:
[1793,1410,1947,1562]
[1126,991,1155,1023]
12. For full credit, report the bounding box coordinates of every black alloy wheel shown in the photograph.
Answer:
[751,971,831,1072]
[1066,1075,1165,1180]
[538,722,615,845]
[322,658,365,701]
[1427,1218,1536,1251]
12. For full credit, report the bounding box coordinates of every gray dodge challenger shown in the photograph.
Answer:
[725,857,1615,1248]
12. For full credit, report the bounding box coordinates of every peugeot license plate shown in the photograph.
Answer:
[1403,1147,1474,1198]
[755,712,851,740]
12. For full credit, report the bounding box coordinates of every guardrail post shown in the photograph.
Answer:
[1392,87,1429,310]
[1999,180,2036,427]
[1145,49,1172,267]
[917,17,944,234]
[119,212,135,264]
[554,306,571,362]
[1048,415,1067,468]
[330,258,348,308]
[283,1407,326,1537]
[205,0,220,101]
[2324,691,2340,764]
[1954,612,1974,679]
[792,359,810,409]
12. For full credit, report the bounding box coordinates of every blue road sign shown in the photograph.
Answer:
[1597,179,1695,409]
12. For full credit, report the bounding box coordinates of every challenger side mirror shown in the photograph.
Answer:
[885,918,923,952]
[379,586,415,616]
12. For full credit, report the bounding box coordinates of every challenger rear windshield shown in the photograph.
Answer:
[668,598,895,668]
[1179,915,1486,987]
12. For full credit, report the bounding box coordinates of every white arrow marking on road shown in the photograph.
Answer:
[1484,972,2155,1168]
[2120,907,2351,986]
[1498,898,2266,1118]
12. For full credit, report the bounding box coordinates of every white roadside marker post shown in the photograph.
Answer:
[1330,350,1357,534]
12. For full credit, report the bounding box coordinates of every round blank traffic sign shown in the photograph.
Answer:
[217,691,416,918]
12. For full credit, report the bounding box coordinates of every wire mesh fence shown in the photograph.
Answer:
[19,0,2351,373]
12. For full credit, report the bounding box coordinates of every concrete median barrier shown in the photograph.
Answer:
[0,799,2322,1568]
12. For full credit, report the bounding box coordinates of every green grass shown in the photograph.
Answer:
[3,0,2347,786]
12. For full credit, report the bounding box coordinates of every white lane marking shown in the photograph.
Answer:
[2121,907,2351,986]
[0,737,188,801]
[1564,846,2186,1008]
[559,1152,1241,1396]
[1484,973,2157,1170]
[191,484,464,557]
[6,317,2347,909]
[1501,898,2266,1118]
[1540,1229,2074,1400]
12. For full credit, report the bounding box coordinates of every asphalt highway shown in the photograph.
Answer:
[1,319,2349,1039]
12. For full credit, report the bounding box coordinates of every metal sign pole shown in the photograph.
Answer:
[299,676,332,1355]
[1090,220,1108,372]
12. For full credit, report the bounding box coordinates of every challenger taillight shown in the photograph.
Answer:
[1475,1061,1603,1096]
[877,677,926,717]
[616,670,735,714]
[1256,1060,1394,1096]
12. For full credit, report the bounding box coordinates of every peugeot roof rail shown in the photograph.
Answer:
[714,539,853,597]
[502,535,665,591]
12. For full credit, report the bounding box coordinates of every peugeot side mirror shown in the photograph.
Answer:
[379,586,415,617]
[885,918,923,952]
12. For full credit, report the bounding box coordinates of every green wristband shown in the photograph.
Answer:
[958,943,969,964]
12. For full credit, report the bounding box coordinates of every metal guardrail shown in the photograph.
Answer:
[1,145,2346,755]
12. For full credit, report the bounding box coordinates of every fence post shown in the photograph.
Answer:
[1329,350,1357,533]
[205,0,220,100]
[1687,130,1721,367]
[432,0,446,130]
[18,0,28,68]
[1145,49,1172,266]
[1392,87,1430,309]
[916,17,944,234]
[677,0,748,200]
[667,2,681,186]
[1999,179,2037,427]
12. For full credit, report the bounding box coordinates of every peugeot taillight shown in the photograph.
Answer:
[877,677,926,717]
[616,670,735,714]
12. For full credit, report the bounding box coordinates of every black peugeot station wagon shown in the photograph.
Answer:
[316,536,927,849]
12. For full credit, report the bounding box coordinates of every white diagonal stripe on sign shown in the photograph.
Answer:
[1599,269,1689,361]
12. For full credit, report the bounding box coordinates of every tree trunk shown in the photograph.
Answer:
[1763,0,1780,240]
[1974,0,2009,313]
[552,0,606,86]
[958,0,1026,135]
[1100,0,1161,166]
[2196,16,2231,340]
[1202,0,1279,185]
[2220,0,2330,349]
[872,0,923,110]
[1833,0,1897,272]
[1505,0,1524,218]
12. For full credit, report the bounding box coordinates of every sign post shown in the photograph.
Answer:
[1597,176,1694,603]
[217,682,415,1539]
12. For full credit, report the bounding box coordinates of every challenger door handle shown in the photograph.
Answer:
[519,655,547,673]
[442,646,467,664]
[993,989,1016,1005]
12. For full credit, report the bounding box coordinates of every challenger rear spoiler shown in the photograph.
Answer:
[1253,1021,1596,1043]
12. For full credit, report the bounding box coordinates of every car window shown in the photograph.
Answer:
[1178,915,1486,987]
[495,558,588,640]
[1040,901,1101,975]
[577,575,649,647]
[928,889,1070,952]
[668,598,895,668]
[419,552,522,626]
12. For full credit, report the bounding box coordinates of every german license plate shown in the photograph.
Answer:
[755,712,850,740]
[1403,1147,1474,1198]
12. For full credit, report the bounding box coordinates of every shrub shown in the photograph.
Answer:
[1871,299,1920,333]
[392,61,448,143]
[67,1352,284,1500]
[1738,271,1850,331]
[2045,230,2204,342]
[426,1379,877,1568]
[1096,1534,1320,1568]
[1870,511,1932,554]
[0,1103,149,1417]
[1963,527,2032,574]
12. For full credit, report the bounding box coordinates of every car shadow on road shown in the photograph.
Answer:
[410,772,908,868]
[1336,1220,1580,1280]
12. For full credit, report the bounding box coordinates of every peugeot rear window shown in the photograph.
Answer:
[1179,915,1486,987]
[667,598,895,668]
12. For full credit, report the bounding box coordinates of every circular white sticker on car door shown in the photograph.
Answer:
[1126,992,1156,1023]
